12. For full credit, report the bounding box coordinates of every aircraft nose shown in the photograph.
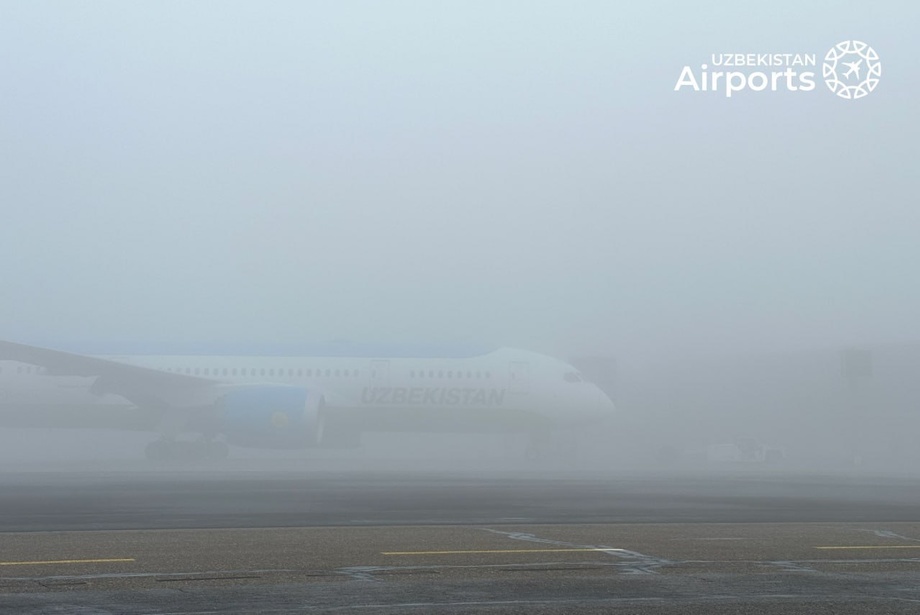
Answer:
[601,390,616,415]
[591,385,616,420]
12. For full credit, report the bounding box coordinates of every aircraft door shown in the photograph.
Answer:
[509,361,530,394]
[370,360,389,383]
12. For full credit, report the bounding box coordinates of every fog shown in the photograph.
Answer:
[1,1,919,476]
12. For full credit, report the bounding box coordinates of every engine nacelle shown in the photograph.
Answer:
[217,384,323,449]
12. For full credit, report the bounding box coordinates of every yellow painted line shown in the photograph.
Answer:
[382,548,615,556]
[816,546,920,550]
[0,558,135,567]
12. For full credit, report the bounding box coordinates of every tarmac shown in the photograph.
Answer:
[2,464,920,613]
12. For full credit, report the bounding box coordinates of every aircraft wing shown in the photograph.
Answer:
[0,340,215,407]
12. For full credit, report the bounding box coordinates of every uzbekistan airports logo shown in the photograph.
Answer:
[674,40,881,100]
[823,40,881,99]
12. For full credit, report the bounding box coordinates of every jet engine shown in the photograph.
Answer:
[218,384,324,449]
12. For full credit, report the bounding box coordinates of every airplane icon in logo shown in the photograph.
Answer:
[843,59,863,79]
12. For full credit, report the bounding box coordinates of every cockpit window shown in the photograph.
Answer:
[563,372,582,383]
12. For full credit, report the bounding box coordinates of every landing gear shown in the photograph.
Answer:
[144,438,229,463]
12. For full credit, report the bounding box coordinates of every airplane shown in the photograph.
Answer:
[0,339,616,461]
[843,60,862,79]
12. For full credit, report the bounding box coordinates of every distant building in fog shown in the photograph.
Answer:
[610,342,920,467]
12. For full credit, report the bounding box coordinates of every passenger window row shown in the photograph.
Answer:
[408,370,491,379]
[164,367,359,378]
[1,365,493,381]
[4,365,47,375]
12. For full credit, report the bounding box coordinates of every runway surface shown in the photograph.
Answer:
[3,466,920,613]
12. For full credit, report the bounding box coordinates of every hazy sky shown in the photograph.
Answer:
[1,1,917,361]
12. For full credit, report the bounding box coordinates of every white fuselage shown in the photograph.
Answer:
[0,347,614,436]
